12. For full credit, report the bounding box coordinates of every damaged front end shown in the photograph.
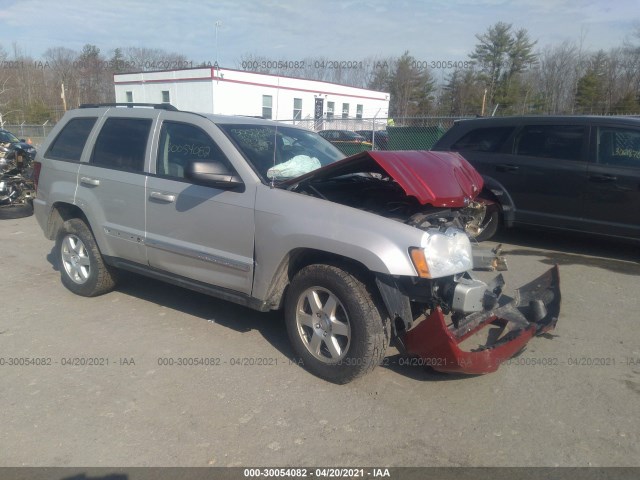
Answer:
[282,149,560,374]
[395,265,561,374]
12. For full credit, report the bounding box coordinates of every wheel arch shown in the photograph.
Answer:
[481,175,516,227]
[45,202,92,240]
[264,248,380,311]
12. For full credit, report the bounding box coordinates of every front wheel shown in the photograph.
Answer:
[284,264,389,384]
[56,218,118,297]
[464,203,501,242]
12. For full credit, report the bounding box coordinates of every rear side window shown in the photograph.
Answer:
[515,125,585,161]
[45,117,97,161]
[450,126,514,152]
[597,127,640,168]
[91,118,152,172]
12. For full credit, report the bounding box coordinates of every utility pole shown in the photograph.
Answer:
[61,83,67,112]
[481,89,487,116]
[215,20,222,66]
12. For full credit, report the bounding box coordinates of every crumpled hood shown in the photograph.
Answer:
[284,150,483,208]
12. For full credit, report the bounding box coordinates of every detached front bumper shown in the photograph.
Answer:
[403,266,561,374]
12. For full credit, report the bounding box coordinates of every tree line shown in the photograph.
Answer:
[1,21,640,125]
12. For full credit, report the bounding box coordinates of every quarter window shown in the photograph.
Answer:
[156,122,232,179]
[262,95,273,119]
[597,127,640,168]
[45,117,97,161]
[515,125,585,161]
[91,118,151,172]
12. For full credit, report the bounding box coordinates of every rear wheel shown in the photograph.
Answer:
[56,218,118,297]
[285,264,388,384]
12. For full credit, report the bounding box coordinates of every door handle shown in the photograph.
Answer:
[589,174,617,183]
[80,176,100,186]
[496,164,519,173]
[149,191,176,203]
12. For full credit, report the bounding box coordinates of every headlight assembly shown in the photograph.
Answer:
[409,228,473,279]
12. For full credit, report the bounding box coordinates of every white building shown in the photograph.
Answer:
[113,67,389,127]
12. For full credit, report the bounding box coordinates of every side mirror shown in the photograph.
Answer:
[185,160,244,191]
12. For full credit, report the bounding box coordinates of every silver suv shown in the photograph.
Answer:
[33,104,561,383]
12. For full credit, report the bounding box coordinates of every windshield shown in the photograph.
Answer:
[0,131,20,143]
[218,124,345,181]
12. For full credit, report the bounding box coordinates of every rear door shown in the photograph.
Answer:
[584,125,640,238]
[76,111,157,263]
[493,124,589,229]
[145,115,256,294]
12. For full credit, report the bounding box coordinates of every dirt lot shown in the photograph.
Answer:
[1,215,639,467]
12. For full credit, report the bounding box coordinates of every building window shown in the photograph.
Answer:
[161,91,170,103]
[125,91,133,103]
[342,103,349,119]
[327,102,335,120]
[262,95,273,119]
[356,104,363,119]
[293,98,302,120]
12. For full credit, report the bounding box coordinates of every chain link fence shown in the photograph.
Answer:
[1,117,466,155]
[277,116,469,155]
[1,123,56,148]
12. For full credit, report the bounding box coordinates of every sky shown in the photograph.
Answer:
[1,0,639,71]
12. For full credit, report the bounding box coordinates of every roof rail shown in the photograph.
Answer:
[79,103,179,111]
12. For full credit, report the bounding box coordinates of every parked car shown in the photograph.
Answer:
[318,129,372,155]
[0,128,37,170]
[356,129,389,150]
[32,103,560,383]
[432,116,640,242]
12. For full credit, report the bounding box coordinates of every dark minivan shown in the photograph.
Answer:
[432,116,640,242]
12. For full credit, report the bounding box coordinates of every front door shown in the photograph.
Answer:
[145,118,255,294]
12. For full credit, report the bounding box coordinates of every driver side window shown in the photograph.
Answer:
[157,122,233,179]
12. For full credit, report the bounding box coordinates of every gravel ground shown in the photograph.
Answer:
[1,216,639,467]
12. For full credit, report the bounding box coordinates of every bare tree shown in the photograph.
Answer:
[43,47,79,113]
[534,41,579,113]
[121,47,189,72]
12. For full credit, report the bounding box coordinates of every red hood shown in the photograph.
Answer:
[284,150,483,208]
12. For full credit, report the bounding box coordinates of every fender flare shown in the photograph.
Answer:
[480,175,516,228]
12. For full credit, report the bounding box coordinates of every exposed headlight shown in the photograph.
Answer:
[410,227,473,279]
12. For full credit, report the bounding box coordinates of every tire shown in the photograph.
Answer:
[56,218,118,297]
[467,204,501,242]
[0,202,33,219]
[284,264,389,384]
